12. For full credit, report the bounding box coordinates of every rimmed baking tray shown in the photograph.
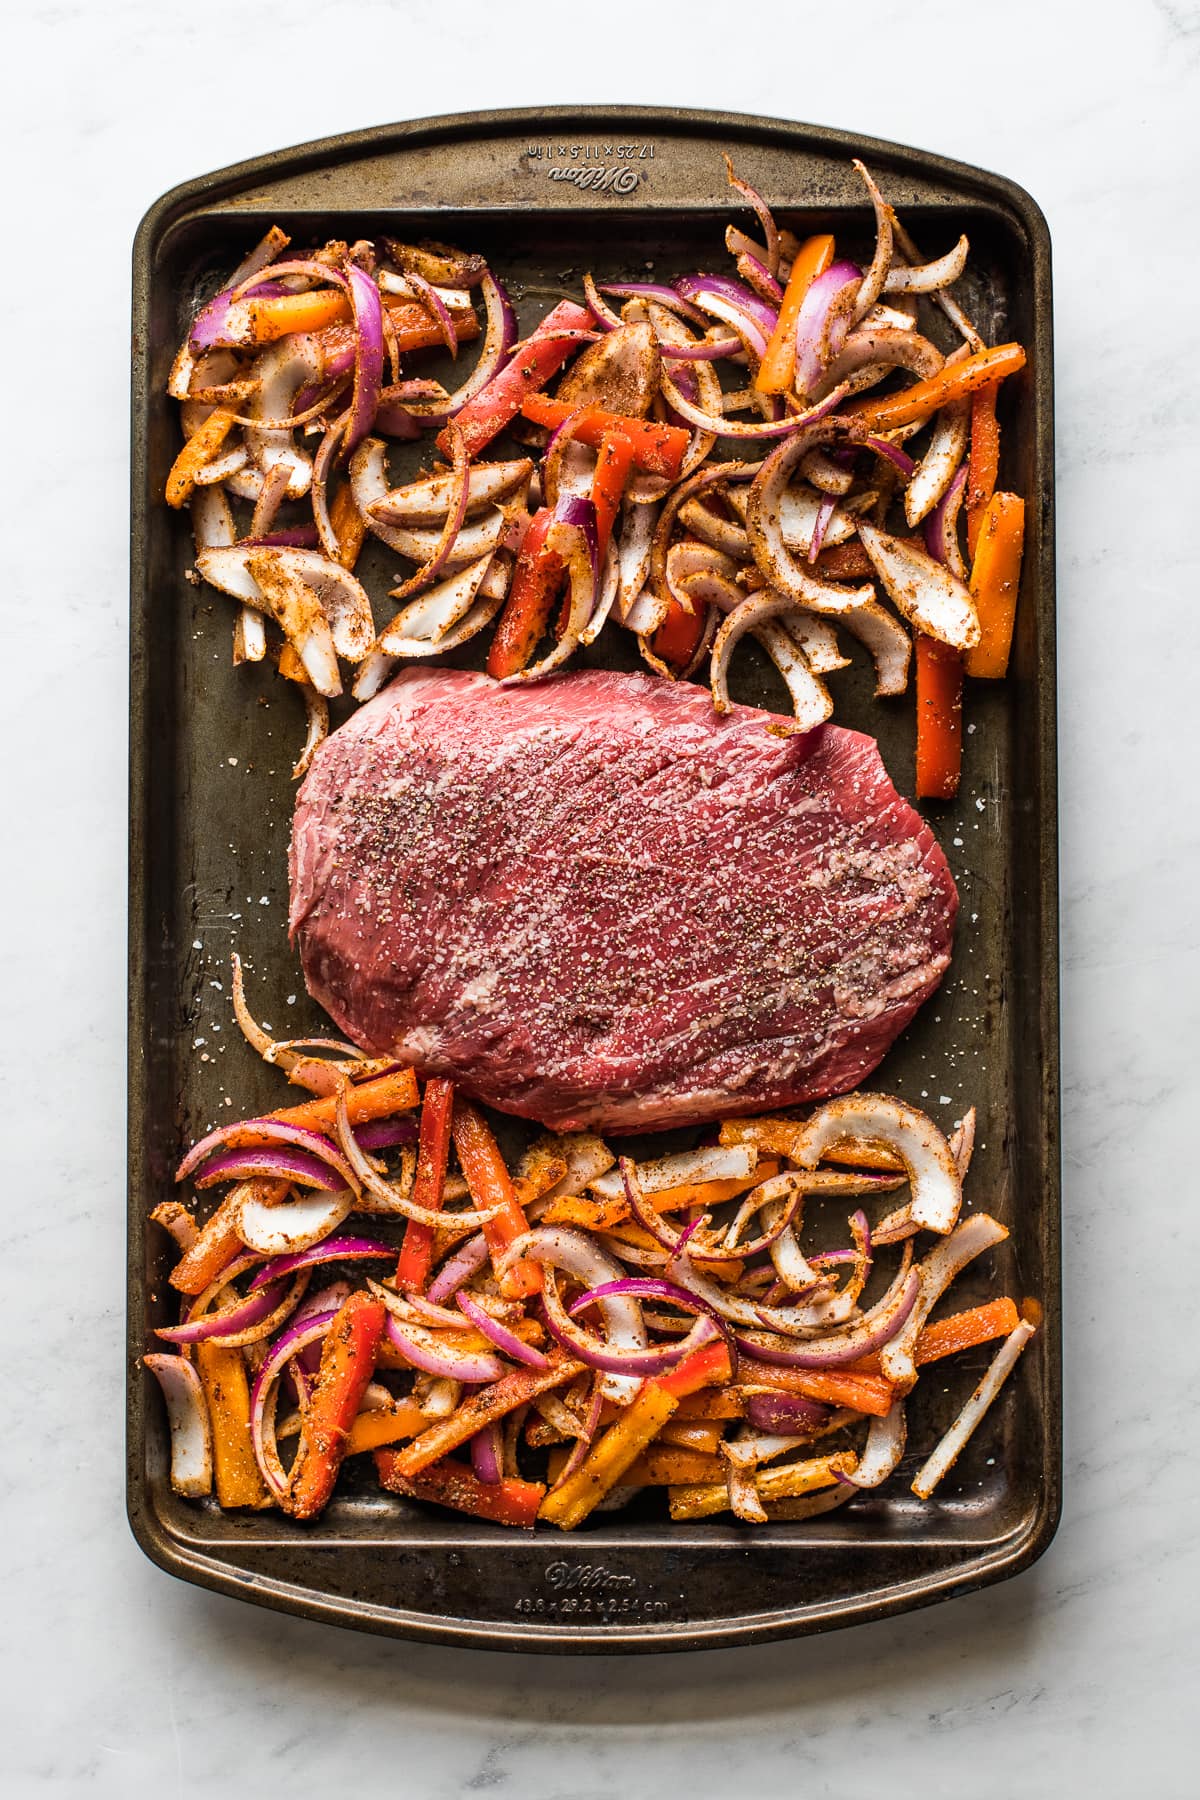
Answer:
[128,105,1059,1652]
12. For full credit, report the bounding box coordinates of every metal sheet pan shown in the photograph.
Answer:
[128,106,1059,1652]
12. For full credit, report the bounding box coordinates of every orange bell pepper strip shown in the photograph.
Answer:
[755,233,835,395]
[169,1179,290,1296]
[965,382,1001,558]
[194,1343,270,1507]
[485,506,563,679]
[391,1352,583,1477]
[439,299,594,460]
[245,287,352,341]
[846,342,1026,433]
[395,1076,456,1292]
[266,1067,419,1134]
[668,1450,856,1520]
[520,395,691,480]
[964,492,1026,679]
[451,1098,541,1296]
[658,1418,725,1455]
[915,635,963,800]
[539,1381,680,1529]
[376,1452,545,1527]
[328,482,368,571]
[674,1388,746,1421]
[735,1364,895,1417]
[849,1298,1021,1377]
[165,403,240,508]
[344,1398,428,1456]
[285,1291,386,1520]
[624,1445,727,1486]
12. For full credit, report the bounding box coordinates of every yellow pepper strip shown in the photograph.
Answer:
[755,234,835,395]
[658,1419,725,1455]
[245,288,352,342]
[194,1343,270,1508]
[164,403,239,508]
[624,1446,727,1486]
[846,343,1026,433]
[964,492,1026,678]
[539,1382,679,1529]
[344,1399,428,1456]
[668,1450,858,1521]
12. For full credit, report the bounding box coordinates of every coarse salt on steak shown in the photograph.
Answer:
[289,667,957,1133]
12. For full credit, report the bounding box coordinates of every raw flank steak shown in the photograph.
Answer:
[289,667,957,1133]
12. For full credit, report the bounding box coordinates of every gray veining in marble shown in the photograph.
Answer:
[3,0,1199,1793]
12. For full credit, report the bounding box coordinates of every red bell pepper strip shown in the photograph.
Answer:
[438,299,593,460]
[485,507,563,679]
[655,1340,734,1399]
[391,1352,583,1476]
[649,594,708,672]
[590,429,636,556]
[375,1452,545,1527]
[395,1076,455,1291]
[286,1291,386,1520]
[915,634,963,800]
[451,1097,542,1295]
[519,395,691,479]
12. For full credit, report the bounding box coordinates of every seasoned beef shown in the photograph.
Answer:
[289,667,957,1133]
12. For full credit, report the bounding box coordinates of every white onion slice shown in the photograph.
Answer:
[677,497,750,560]
[587,1144,755,1202]
[197,547,342,696]
[856,523,980,650]
[379,507,509,570]
[884,234,969,294]
[524,1133,617,1211]
[910,1316,1037,1499]
[190,486,235,553]
[236,1184,354,1254]
[368,458,531,526]
[243,335,322,499]
[836,598,912,695]
[556,320,661,416]
[144,1355,214,1497]
[779,485,876,555]
[747,423,879,614]
[710,594,833,733]
[615,501,659,624]
[779,608,849,675]
[623,587,671,636]
[882,1213,1009,1386]
[797,1095,962,1235]
[815,326,942,399]
[847,1401,907,1489]
[851,159,895,323]
[380,553,493,646]
[197,544,375,665]
[500,1225,647,1403]
[904,393,970,527]
[193,446,249,486]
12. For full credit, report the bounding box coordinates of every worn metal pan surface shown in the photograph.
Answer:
[128,105,1059,1652]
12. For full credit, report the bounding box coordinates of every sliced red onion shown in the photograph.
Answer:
[396,272,517,426]
[807,494,838,563]
[177,1114,356,1185]
[599,281,710,326]
[190,1145,341,1193]
[568,1275,732,1342]
[354,1118,418,1151]
[661,365,849,441]
[816,326,943,401]
[333,1085,500,1230]
[427,1231,490,1304]
[557,1378,606,1481]
[292,1282,352,1375]
[470,1422,504,1485]
[383,1312,504,1384]
[370,459,532,527]
[144,1355,214,1496]
[456,1290,550,1370]
[675,274,778,362]
[402,268,459,356]
[736,252,785,305]
[541,1267,721,1377]
[388,422,471,601]
[250,1308,338,1496]
[746,420,883,613]
[891,215,984,351]
[850,160,895,323]
[744,1392,831,1435]
[156,1273,300,1346]
[724,155,780,277]
[734,1267,918,1370]
[794,260,862,396]
[923,463,969,577]
[343,263,386,452]
[190,277,289,353]
[374,392,424,439]
[242,527,323,551]
[498,1224,648,1403]
[247,1236,394,1289]
[382,238,488,289]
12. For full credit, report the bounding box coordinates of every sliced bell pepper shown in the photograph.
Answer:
[194,1342,270,1508]
[965,382,1001,558]
[755,233,835,395]
[649,597,709,673]
[963,492,1025,679]
[376,1452,545,1527]
[485,506,563,679]
[735,1364,895,1416]
[245,287,352,341]
[674,1389,746,1421]
[655,1340,733,1399]
[668,1450,856,1520]
[391,1352,583,1477]
[395,1076,455,1292]
[344,1398,428,1456]
[169,1179,290,1296]
[520,395,691,480]
[440,299,594,460]
[623,1445,726,1486]
[266,1067,419,1134]
[849,1298,1021,1376]
[657,1418,725,1455]
[285,1290,386,1520]
[328,481,368,571]
[846,342,1026,433]
[590,428,636,556]
[451,1098,541,1296]
[165,403,240,508]
[915,634,963,800]
[539,1381,680,1529]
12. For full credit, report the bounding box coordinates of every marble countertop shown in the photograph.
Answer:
[5,0,1197,1792]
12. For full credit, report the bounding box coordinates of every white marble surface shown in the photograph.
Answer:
[5,0,1198,1791]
